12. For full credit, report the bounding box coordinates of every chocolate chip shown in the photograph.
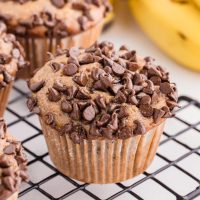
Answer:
[99,74,113,88]
[0,155,10,167]
[139,104,154,117]
[53,80,67,92]
[153,108,165,123]
[0,119,6,138]
[95,95,107,109]
[140,95,151,105]
[70,103,80,120]
[0,54,11,64]
[73,72,88,86]
[167,100,179,109]
[72,2,89,11]
[133,120,146,135]
[108,113,118,131]
[133,85,144,93]
[127,62,140,72]
[111,84,124,94]
[132,73,143,85]
[50,62,61,72]
[119,45,129,51]
[47,88,61,102]
[128,94,138,105]
[112,62,125,76]
[51,0,65,8]
[151,92,159,104]
[59,124,72,135]
[150,76,161,85]
[63,63,78,76]
[65,86,78,100]
[89,123,101,137]
[67,56,79,66]
[29,80,45,92]
[78,53,94,65]
[44,112,55,126]
[143,80,154,94]
[61,100,72,113]
[2,176,15,191]
[3,144,16,155]
[148,67,162,77]
[160,82,173,94]
[101,127,114,139]
[69,47,80,57]
[114,91,127,104]
[97,113,110,127]
[83,105,96,121]
[27,97,38,112]
[161,106,172,118]
[76,88,91,100]
[118,127,132,139]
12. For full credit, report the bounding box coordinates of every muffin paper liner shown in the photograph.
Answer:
[16,21,104,79]
[40,117,165,184]
[0,82,13,117]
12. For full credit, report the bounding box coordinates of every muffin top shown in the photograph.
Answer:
[27,41,178,143]
[0,0,111,37]
[0,119,28,200]
[0,21,27,90]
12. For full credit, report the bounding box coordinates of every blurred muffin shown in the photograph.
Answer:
[104,0,115,30]
[0,0,111,79]
[27,41,178,183]
[0,21,27,117]
[0,118,28,200]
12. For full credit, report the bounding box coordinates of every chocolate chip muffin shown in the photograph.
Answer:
[0,118,28,200]
[0,21,27,117]
[27,41,178,183]
[0,0,111,79]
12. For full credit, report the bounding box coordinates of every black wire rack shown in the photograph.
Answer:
[4,80,200,200]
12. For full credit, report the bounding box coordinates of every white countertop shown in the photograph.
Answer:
[101,0,200,101]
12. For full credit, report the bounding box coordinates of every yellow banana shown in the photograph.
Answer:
[129,0,200,72]
[104,0,115,29]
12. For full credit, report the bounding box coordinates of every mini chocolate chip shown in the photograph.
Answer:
[128,94,138,105]
[89,123,101,137]
[118,106,129,118]
[50,62,61,72]
[114,91,127,104]
[73,72,88,86]
[69,47,80,57]
[99,74,113,88]
[3,144,15,155]
[151,92,159,104]
[140,95,151,105]
[133,85,144,93]
[70,103,80,120]
[118,127,132,139]
[132,73,143,85]
[161,106,172,118]
[67,56,79,66]
[76,88,91,100]
[133,120,146,135]
[160,82,173,94]
[61,100,72,113]
[139,104,154,117]
[97,113,110,127]
[47,52,54,61]
[150,76,161,85]
[44,112,55,126]
[111,84,124,94]
[143,80,154,95]
[66,86,78,100]
[0,119,6,138]
[95,95,107,109]
[91,68,105,81]
[59,124,72,135]
[148,67,162,77]
[63,63,78,76]
[101,127,114,139]
[112,62,125,76]
[29,80,45,92]
[119,45,129,51]
[70,131,82,144]
[47,88,61,102]
[108,113,118,131]
[53,80,67,92]
[78,53,94,65]
[166,100,179,109]
[51,0,65,8]
[153,108,165,123]
[83,105,96,121]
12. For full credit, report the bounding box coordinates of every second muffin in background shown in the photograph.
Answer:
[0,0,111,79]
[27,41,178,183]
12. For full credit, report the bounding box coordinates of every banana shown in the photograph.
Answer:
[129,0,200,72]
[104,0,115,29]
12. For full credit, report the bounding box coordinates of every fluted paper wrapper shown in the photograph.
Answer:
[40,118,165,184]
[16,21,104,79]
[0,82,13,117]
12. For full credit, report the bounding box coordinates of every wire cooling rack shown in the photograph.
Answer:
[4,80,200,200]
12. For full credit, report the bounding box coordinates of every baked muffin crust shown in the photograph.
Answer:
[27,41,178,143]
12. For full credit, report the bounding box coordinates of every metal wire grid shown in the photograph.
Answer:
[4,80,200,200]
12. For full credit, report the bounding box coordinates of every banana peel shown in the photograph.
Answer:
[129,0,200,72]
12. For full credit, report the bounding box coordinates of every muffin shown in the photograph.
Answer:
[0,0,111,79]
[0,21,27,117]
[0,118,28,200]
[27,41,178,183]
[104,0,115,30]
